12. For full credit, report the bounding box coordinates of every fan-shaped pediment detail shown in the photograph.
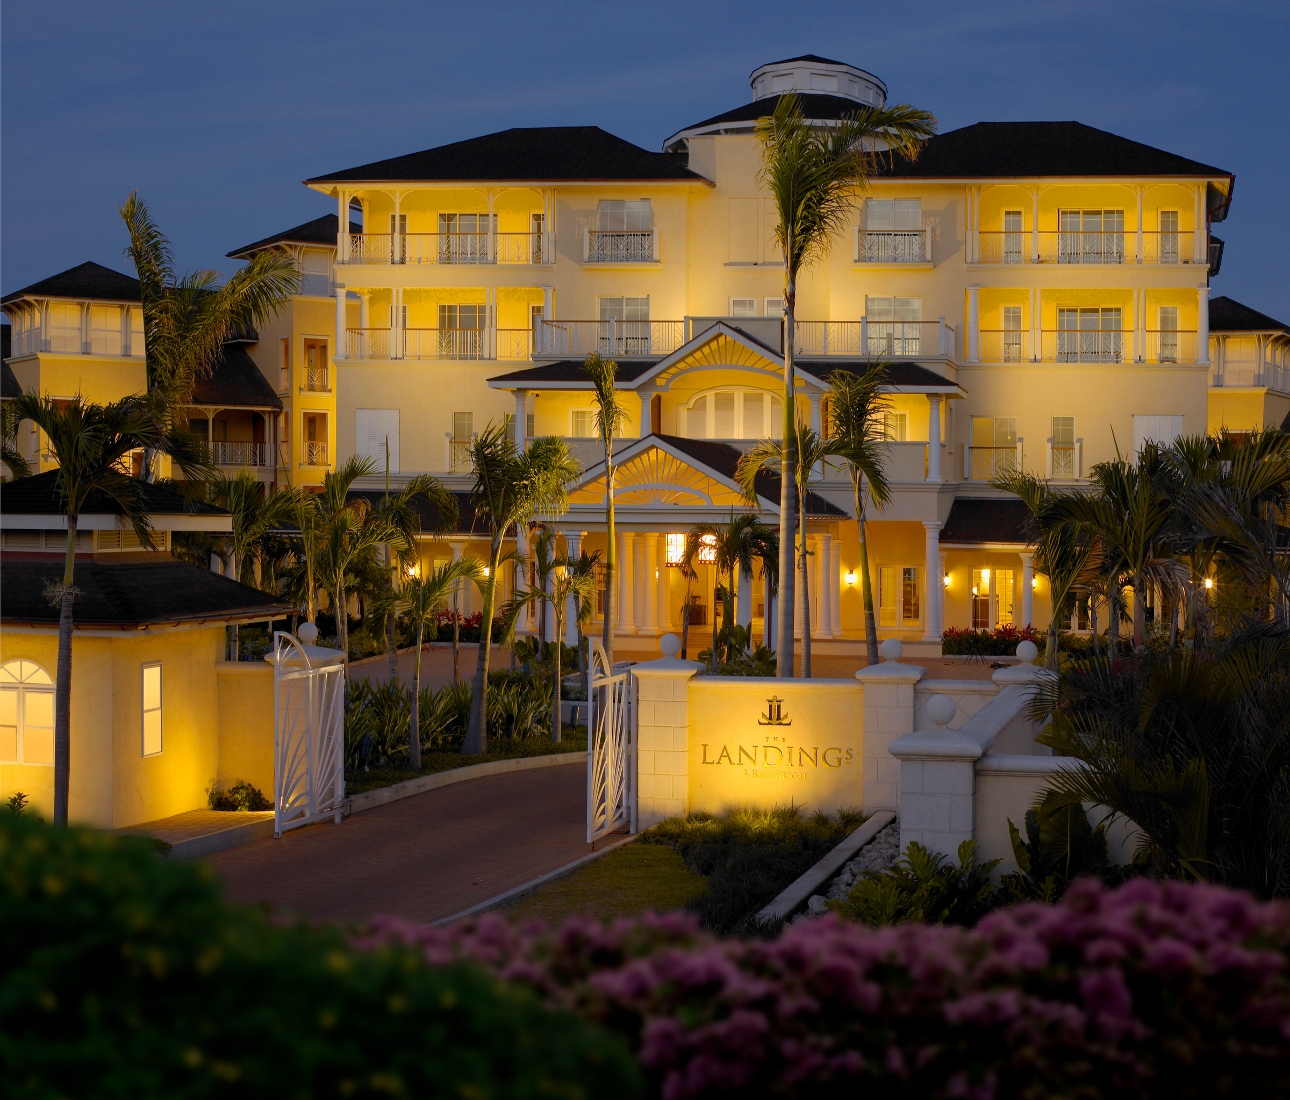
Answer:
[569,445,748,508]
[653,332,782,386]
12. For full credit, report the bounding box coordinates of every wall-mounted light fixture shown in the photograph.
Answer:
[1204,577,1214,590]
[943,572,951,588]
[482,566,491,578]
[844,570,857,586]
[1031,576,1039,589]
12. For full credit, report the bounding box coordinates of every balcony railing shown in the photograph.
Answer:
[445,435,474,473]
[974,230,1204,265]
[581,228,658,263]
[304,366,329,392]
[1047,439,1083,480]
[534,319,684,358]
[977,330,1198,365]
[964,443,1022,481]
[9,328,142,357]
[345,328,532,361]
[340,232,554,265]
[209,441,269,467]
[1214,361,1290,391]
[854,227,931,263]
[303,441,329,466]
[792,318,955,358]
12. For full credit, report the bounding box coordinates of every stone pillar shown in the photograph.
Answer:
[336,190,348,257]
[938,550,947,640]
[926,394,942,482]
[564,531,583,645]
[855,639,925,811]
[641,533,659,634]
[631,637,702,829]
[617,532,636,635]
[922,521,942,642]
[887,694,981,859]
[1020,551,1034,628]
[1198,285,1211,365]
[514,390,528,450]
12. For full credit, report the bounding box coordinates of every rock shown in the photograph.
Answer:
[807,894,829,915]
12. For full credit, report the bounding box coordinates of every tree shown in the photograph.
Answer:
[826,366,894,665]
[685,514,775,671]
[757,92,935,675]
[8,393,208,822]
[566,548,603,674]
[397,558,481,769]
[535,552,597,742]
[582,353,628,666]
[462,426,579,755]
[120,193,299,475]
[2,402,32,479]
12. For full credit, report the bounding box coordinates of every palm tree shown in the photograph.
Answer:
[2,402,32,479]
[530,525,561,648]
[583,352,629,665]
[536,553,597,742]
[567,548,603,674]
[120,193,299,474]
[757,92,936,676]
[826,366,894,665]
[8,393,208,822]
[462,425,579,754]
[398,558,481,769]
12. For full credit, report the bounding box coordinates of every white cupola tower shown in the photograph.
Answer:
[748,55,886,108]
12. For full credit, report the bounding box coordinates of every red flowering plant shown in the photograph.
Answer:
[942,624,1043,657]
[362,879,1290,1099]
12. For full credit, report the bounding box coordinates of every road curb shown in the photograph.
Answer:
[345,752,585,815]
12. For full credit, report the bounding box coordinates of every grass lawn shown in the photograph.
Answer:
[345,729,587,795]
[500,841,706,924]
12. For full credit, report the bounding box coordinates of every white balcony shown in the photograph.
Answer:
[581,228,658,263]
[209,441,270,468]
[975,330,1198,365]
[974,230,1205,266]
[963,442,1023,482]
[303,441,329,466]
[345,328,532,361]
[854,227,931,264]
[792,319,954,358]
[339,232,554,266]
[534,319,685,358]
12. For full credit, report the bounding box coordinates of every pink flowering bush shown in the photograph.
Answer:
[363,879,1290,1099]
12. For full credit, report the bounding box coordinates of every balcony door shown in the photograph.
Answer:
[1003,210,1023,264]
[1059,209,1124,264]
[1058,308,1122,363]
[438,304,486,359]
[971,417,1017,480]
[865,296,921,355]
[438,213,494,264]
[598,296,649,354]
[864,199,922,261]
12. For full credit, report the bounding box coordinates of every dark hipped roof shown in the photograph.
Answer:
[1,470,228,518]
[1,359,18,400]
[0,558,288,628]
[344,489,483,536]
[307,127,705,185]
[939,498,1031,545]
[189,344,282,409]
[657,435,846,518]
[488,359,661,385]
[797,361,962,390]
[2,261,141,306]
[875,122,1231,181]
[227,214,362,259]
[669,92,878,140]
[1209,295,1289,336]
[759,53,851,67]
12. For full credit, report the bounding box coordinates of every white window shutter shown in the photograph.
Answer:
[356,409,399,473]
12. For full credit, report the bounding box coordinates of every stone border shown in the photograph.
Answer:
[432,832,639,925]
[345,752,585,814]
[754,810,897,923]
[158,815,276,862]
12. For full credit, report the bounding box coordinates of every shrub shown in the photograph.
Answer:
[208,779,272,812]
[941,623,1042,656]
[373,878,1290,1099]
[0,814,640,1099]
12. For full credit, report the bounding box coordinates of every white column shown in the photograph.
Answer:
[515,526,532,634]
[1020,551,1034,627]
[922,521,941,642]
[830,537,843,638]
[542,284,554,319]
[617,533,636,635]
[657,553,671,630]
[641,533,659,634]
[564,531,583,645]
[514,390,528,450]
[449,540,466,626]
[638,388,654,438]
[336,191,348,258]
[1136,186,1144,263]
[334,285,347,360]
[1198,285,1211,364]
[543,559,557,644]
[814,534,832,638]
[634,534,649,632]
[736,565,753,634]
[966,286,980,363]
[938,551,947,638]
[1031,187,1039,263]
[926,394,942,483]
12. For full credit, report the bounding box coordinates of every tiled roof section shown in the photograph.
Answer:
[488,359,660,385]
[797,361,962,389]
[875,122,1231,180]
[939,498,1032,545]
[189,344,282,409]
[2,261,142,305]
[1209,295,1289,335]
[760,53,850,67]
[227,214,362,258]
[671,92,879,137]
[345,489,482,536]
[0,558,288,628]
[656,434,847,518]
[1,359,19,399]
[308,127,704,184]
[1,470,228,518]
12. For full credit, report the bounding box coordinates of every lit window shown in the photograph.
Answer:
[697,534,717,564]
[665,533,685,565]
[664,532,716,566]
[142,664,163,756]
[901,567,920,626]
[879,567,920,627]
[884,412,908,441]
[730,298,757,318]
[0,660,54,765]
[570,409,594,438]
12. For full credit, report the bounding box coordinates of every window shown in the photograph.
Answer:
[570,409,594,438]
[996,569,1015,627]
[682,388,782,440]
[279,338,290,392]
[765,298,783,317]
[1051,416,1076,479]
[862,200,923,261]
[303,413,328,465]
[356,409,399,473]
[90,305,122,355]
[1059,209,1125,264]
[1157,306,1179,362]
[665,533,686,565]
[141,664,162,756]
[1158,210,1179,264]
[0,660,54,765]
[866,199,921,231]
[1003,209,1023,264]
[866,296,921,355]
[453,412,474,442]
[597,200,652,232]
[439,304,485,329]
[1133,415,1182,456]
[438,213,494,263]
[1003,305,1023,361]
[879,567,920,627]
[971,568,991,630]
[1057,308,1123,363]
[48,302,81,353]
[128,307,144,356]
[730,298,757,318]
[598,296,649,322]
[971,417,1018,480]
[438,305,484,357]
[884,411,908,441]
[598,297,650,354]
[303,338,328,390]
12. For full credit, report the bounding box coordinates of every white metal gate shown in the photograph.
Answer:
[586,638,633,842]
[272,631,347,838]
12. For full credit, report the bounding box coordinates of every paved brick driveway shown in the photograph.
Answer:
[206,760,590,925]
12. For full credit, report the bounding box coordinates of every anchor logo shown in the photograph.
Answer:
[758,696,791,726]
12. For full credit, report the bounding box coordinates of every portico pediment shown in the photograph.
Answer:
[630,322,827,392]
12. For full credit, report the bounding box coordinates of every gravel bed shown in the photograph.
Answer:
[793,819,901,923]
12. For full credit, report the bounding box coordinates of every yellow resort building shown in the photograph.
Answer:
[6,53,1289,667]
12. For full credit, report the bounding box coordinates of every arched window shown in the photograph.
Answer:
[0,660,55,766]
[679,388,783,440]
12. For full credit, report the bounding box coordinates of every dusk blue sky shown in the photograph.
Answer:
[3,1,1287,319]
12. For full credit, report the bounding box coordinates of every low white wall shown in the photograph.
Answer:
[913,680,998,731]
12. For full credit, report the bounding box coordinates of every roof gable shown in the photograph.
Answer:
[308,126,705,185]
[227,213,361,258]
[1,470,228,521]
[1209,295,1289,336]
[2,261,141,306]
[189,344,283,410]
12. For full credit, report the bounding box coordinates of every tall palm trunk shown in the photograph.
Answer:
[711,568,720,672]
[1090,597,1101,657]
[464,534,502,754]
[777,279,797,676]
[386,545,399,682]
[680,576,693,658]
[601,449,616,666]
[452,580,461,683]
[54,517,77,823]
[552,604,564,744]
[799,485,811,678]
[409,620,424,769]
[1133,569,1147,648]
[854,480,879,665]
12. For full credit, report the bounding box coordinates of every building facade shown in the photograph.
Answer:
[8,54,1286,658]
